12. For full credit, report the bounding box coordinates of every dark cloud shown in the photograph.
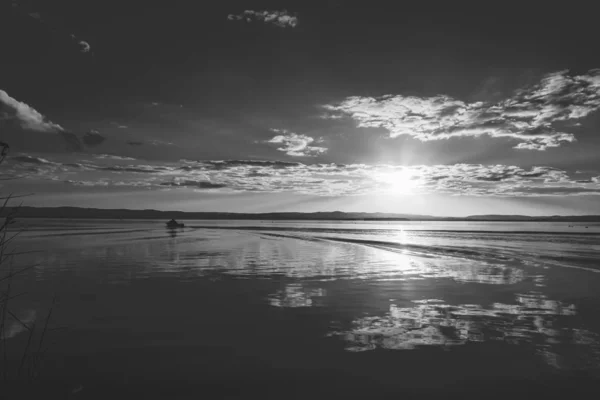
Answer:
[82,130,106,147]
[160,180,226,189]
[95,165,170,174]
[202,160,301,170]
[59,132,84,152]
[126,141,144,146]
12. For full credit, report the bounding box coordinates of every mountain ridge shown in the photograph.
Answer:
[2,206,600,222]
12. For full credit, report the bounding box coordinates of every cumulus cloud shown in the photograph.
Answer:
[267,129,327,157]
[0,90,63,132]
[7,156,600,197]
[323,69,600,150]
[0,89,88,151]
[227,10,298,28]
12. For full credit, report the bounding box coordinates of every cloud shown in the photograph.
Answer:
[64,180,109,187]
[201,160,301,169]
[59,132,84,151]
[8,155,600,197]
[94,165,171,174]
[78,40,91,53]
[82,130,106,147]
[0,90,88,151]
[148,139,173,146]
[125,138,173,146]
[0,90,63,132]
[267,129,327,157]
[94,154,136,161]
[12,155,55,165]
[227,10,298,28]
[10,2,92,54]
[323,69,600,150]
[159,180,226,189]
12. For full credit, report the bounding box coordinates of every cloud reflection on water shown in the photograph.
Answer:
[333,292,600,371]
[268,283,326,308]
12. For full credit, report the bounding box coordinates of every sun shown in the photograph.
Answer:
[376,169,419,194]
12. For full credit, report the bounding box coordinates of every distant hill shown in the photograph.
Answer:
[1,206,600,222]
[465,214,600,222]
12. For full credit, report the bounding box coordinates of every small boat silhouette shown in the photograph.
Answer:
[166,219,184,228]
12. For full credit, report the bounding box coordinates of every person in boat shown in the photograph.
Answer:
[166,219,184,228]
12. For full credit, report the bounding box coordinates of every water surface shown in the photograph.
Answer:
[4,219,600,398]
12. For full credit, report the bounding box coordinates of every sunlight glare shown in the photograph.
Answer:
[376,169,419,194]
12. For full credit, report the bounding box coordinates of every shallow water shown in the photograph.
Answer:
[3,219,600,398]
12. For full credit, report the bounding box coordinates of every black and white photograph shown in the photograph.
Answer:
[1,1,600,398]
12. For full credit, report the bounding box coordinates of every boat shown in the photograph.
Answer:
[166,219,185,228]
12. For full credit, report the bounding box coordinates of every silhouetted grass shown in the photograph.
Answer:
[0,142,56,392]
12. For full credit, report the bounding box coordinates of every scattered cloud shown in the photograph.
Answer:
[11,3,92,54]
[0,89,63,132]
[125,138,173,146]
[323,69,600,150]
[77,40,91,53]
[227,10,298,28]
[94,154,136,161]
[267,129,327,157]
[12,155,55,165]
[82,130,106,147]
[5,155,600,197]
[148,139,174,146]
[159,179,226,189]
[64,180,109,187]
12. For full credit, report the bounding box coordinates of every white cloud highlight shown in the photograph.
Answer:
[267,129,327,157]
[323,69,600,150]
[0,90,63,132]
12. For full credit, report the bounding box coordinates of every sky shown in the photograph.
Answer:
[1,0,600,216]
